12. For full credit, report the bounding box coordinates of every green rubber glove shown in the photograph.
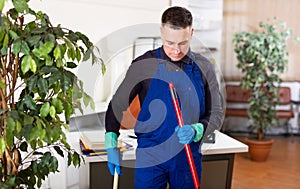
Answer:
[191,123,204,142]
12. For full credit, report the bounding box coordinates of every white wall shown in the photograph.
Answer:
[29,0,169,43]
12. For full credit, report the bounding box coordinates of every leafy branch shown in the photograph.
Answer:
[0,0,104,188]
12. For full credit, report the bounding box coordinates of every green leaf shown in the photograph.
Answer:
[0,27,4,41]
[12,0,29,13]
[82,49,91,61]
[60,44,67,56]
[66,62,77,68]
[6,117,15,147]
[41,66,58,74]
[51,125,60,141]
[0,0,5,12]
[67,48,76,60]
[9,30,18,39]
[28,75,38,93]
[90,99,95,110]
[76,47,81,62]
[33,42,54,60]
[45,57,53,66]
[53,146,64,157]
[53,82,61,93]
[40,41,54,55]
[60,74,71,92]
[76,101,83,114]
[53,45,61,59]
[20,40,30,55]
[32,48,43,58]
[3,33,9,47]
[24,95,37,110]
[12,40,21,55]
[38,129,47,141]
[30,57,37,73]
[101,63,106,75]
[72,84,82,99]
[31,160,38,174]
[37,139,43,147]
[1,46,8,55]
[23,114,34,125]
[56,58,64,68]
[0,109,7,115]
[40,102,50,118]
[64,102,73,120]
[75,31,90,47]
[0,137,5,154]
[67,31,79,42]
[16,121,22,132]
[37,77,48,97]
[37,178,42,188]
[6,176,16,186]
[0,80,5,89]
[26,35,41,47]
[49,156,59,172]
[72,152,80,167]
[83,93,89,107]
[45,33,55,43]
[20,141,28,152]
[21,55,32,74]
[49,106,56,118]
[52,98,63,114]
[48,71,61,87]
[30,126,40,142]
[67,153,72,166]
[35,117,46,128]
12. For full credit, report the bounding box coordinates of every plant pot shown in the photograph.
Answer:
[245,138,274,162]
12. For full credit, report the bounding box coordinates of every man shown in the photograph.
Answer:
[105,6,223,189]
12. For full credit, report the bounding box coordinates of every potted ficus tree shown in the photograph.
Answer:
[232,19,298,161]
[0,0,103,188]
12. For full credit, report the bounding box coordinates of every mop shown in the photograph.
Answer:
[113,168,119,189]
[169,82,201,189]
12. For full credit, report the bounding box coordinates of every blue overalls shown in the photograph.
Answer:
[134,48,205,189]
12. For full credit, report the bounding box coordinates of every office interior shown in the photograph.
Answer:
[9,0,299,188]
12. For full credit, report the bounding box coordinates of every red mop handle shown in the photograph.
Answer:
[169,82,200,189]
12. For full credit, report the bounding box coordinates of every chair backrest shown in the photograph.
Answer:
[278,87,291,105]
[225,85,292,105]
[225,85,251,103]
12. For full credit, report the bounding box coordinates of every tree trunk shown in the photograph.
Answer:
[257,128,263,140]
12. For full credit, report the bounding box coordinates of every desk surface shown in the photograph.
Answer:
[67,130,248,163]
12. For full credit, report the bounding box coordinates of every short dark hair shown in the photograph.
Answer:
[161,6,193,29]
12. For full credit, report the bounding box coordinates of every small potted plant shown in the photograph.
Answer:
[232,19,298,161]
[0,0,103,188]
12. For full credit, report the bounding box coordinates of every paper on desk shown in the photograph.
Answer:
[119,129,137,150]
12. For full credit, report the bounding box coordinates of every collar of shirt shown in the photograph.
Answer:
[159,46,193,66]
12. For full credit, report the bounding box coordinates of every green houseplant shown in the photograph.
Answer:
[233,19,297,161]
[0,0,103,188]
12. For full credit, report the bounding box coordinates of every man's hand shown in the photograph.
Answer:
[175,123,204,144]
[105,132,122,175]
[175,125,195,144]
[107,148,122,175]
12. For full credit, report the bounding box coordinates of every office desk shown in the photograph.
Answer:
[67,130,248,189]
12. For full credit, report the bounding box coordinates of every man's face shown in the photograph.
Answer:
[160,25,193,61]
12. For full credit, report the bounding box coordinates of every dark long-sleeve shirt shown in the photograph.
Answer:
[105,47,223,139]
